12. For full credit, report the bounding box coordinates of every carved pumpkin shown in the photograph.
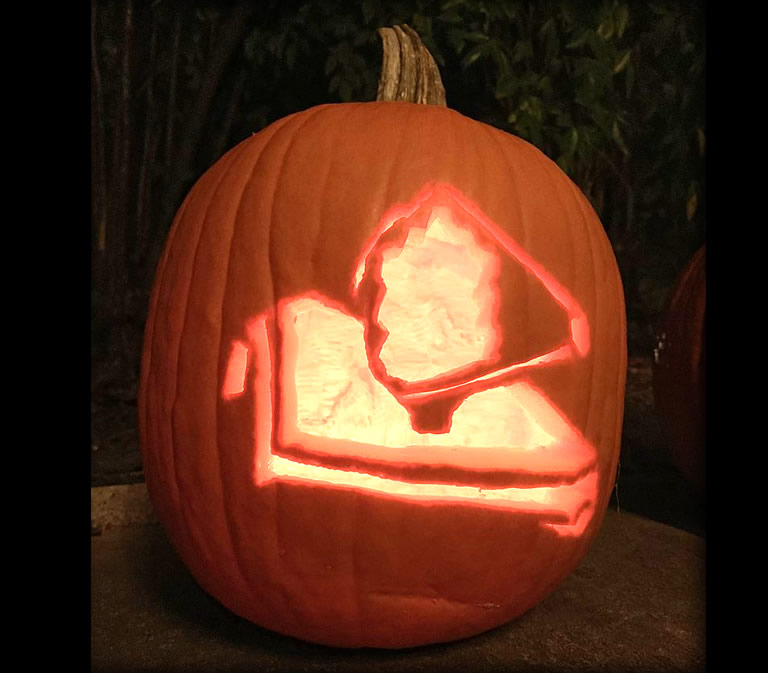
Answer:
[139,100,626,648]
[653,245,706,490]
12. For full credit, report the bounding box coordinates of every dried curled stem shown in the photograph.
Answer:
[376,25,447,106]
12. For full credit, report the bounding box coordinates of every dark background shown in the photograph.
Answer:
[91,0,705,536]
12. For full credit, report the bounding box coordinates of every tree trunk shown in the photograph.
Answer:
[211,68,248,162]
[146,3,255,285]
[103,0,135,323]
[136,5,159,275]
[91,0,107,258]
[163,3,255,220]
[164,7,182,170]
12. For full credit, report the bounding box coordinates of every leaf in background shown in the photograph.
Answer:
[91,0,705,368]
[412,14,434,41]
[569,126,579,154]
[445,27,466,52]
[625,59,634,98]
[638,276,671,314]
[495,72,517,100]
[538,16,555,40]
[686,184,698,221]
[527,96,543,121]
[614,49,631,74]
[462,43,485,68]
[328,72,340,94]
[612,120,629,156]
[511,40,532,64]
[616,3,629,38]
[597,16,615,41]
[438,7,463,25]
[339,80,353,102]
[325,53,337,76]
[285,41,297,71]
[464,31,490,43]
[696,128,705,157]
[361,0,376,25]
[243,28,263,61]
[566,30,589,50]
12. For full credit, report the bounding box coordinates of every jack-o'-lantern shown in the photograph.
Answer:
[139,26,626,648]
[653,245,705,491]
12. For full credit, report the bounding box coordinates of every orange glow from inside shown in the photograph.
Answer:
[222,340,249,399]
[222,183,598,535]
[376,207,501,384]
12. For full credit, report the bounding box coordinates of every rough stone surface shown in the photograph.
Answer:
[91,509,705,672]
[91,483,158,532]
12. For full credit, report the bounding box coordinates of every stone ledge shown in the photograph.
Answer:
[91,482,157,531]
[92,508,705,671]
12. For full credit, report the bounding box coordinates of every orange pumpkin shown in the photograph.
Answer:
[653,245,706,491]
[139,101,626,648]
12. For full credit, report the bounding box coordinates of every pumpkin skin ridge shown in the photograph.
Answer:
[473,118,533,370]
[472,110,625,573]
[140,185,196,540]
[214,128,292,607]
[344,109,504,646]
[486,121,568,431]
[268,105,364,615]
[149,115,297,617]
[289,106,393,628]
[562,170,599,480]
[141,101,627,648]
[602,222,627,515]
[561,173,625,527]
[573,193,613,544]
[267,110,344,621]
[321,104,425,643]
[478,119,586,411]
[143,144,225,607]
[228,106,340,620]
[221,109,316,627]
[313,105,374,318]
[346,114,393,642]
[402,111,600,632]
[480,121,552,387]
[150,141,251,585]
[373,103,412,255]
[306,108,351,288]
[175,140,267,602]
[356,105,608,640]
[558,178,600,471]
[479,115,600,468]
[234,123,296,618]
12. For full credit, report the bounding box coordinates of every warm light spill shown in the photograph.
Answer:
[268,452,598,533]
[222,340,248,399]
[222,183,598,534]
[287,296,546,448]
[279,298,594,480]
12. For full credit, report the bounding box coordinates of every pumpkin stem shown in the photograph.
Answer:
[376,25,447,106]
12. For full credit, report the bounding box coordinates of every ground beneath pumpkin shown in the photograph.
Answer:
[91,507,705,671]
[90,356,704,537]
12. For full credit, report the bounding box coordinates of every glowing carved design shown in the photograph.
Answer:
[223,183,598,536]
[222,341,249,399]
[374,208,501,383]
